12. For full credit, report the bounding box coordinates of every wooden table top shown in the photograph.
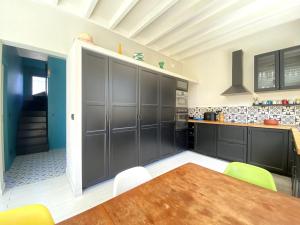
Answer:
[58,163,300,225]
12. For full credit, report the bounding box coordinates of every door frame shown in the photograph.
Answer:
[0,40,5,195]
[0,39,66,195]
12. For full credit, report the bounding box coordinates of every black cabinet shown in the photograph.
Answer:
[81,50,178,189]
[248,127,288,174]
[139,68,160,165]
[194,123,217,157]
[160,75,176,157]
[254,51,280,92]
[176,129,188,150]
[254,45,300,92]
[280,45,300,90]
[109,58,139,176]
[82,50,108,188]
[217,125,247,162]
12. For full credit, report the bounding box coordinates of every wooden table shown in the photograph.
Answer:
[58,163,300,225]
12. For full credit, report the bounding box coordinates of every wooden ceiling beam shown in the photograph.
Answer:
[128,0,178,38]
[109,0,139,29]
[83,0,99,18]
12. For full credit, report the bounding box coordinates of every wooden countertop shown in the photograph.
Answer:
[58,163,300,225]
[189,119,300,155]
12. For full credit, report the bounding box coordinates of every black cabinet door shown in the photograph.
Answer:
[82,50,108,188]
[217,141,247,162]
[109,58,138,176]
[194,124,217,157]
[254,51,280,92]
[248,127,288,174]
[160,75,176,157]
[139,68,160,165]
[176,129,188,150]
[280,45,300,90]
[218,125,247,144]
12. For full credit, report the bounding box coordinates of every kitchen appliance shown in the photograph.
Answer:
[204,112,217,121]
[222,50,251,95]
[176,80,188,91]
[176,107,188,130]
[176,90,188,108]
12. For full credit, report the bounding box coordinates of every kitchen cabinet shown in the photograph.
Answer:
[217,125,247,162]
[254,51,280,92]
[248,127,288,175]
[194,124,217,157]
[160,75,176,157]
[280,45,300,90]
[139,68,160,165]
[176,128,188,150]
[82,50,109,188]
[109,58,139,176]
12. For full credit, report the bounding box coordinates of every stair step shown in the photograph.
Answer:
[19,122,47,130]
[17,144,49,155]
[21,116,46,123]
[17,137,48,146]
[18,129,47,138]
[22,111,47,117]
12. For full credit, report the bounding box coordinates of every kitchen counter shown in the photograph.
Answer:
[188,119,300,155]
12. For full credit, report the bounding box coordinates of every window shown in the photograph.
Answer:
[32,76,47,95]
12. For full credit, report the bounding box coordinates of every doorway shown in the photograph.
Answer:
[1,44,67,190]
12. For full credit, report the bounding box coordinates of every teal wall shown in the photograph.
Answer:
[2,46,23,170]
[47,57,66,150]
[22,58,47,100]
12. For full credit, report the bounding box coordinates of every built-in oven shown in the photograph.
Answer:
[176,90,188,108]
[176,107,188,130]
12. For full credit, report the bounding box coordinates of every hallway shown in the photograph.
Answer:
[4,150,65,189]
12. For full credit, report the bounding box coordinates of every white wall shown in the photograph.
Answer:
[0,0,182,74]
[183,19,300,107]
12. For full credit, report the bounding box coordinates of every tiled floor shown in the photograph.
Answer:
[4,150,66,189]
[0,151,292,223]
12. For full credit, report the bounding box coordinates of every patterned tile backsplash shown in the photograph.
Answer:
[189,105,300,125]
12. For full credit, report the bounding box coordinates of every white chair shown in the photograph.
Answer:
[113,166,152,197]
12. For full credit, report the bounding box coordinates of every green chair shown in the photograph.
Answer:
[224,162,277,191]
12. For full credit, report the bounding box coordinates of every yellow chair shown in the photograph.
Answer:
[0,204,54,225]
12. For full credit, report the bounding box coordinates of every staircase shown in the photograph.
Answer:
[17,93,49,155]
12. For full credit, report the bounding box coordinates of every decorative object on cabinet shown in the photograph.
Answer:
[77,33,94,43]
[117,43,123,54]
[133,52,144,61]
[264,119,279,125]
[159,61,165,69]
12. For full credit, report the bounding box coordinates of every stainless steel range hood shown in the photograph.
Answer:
[221,50,251,95]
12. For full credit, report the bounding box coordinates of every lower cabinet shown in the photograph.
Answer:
[176,129,188,150]
[217,141,247,162]
[140,126,160,165]
[194,124,217,157]
[193,123,291,175]
[160,123,176,157]
[109,129,138,177]
[248,127,289,175]
[217,125,247,162]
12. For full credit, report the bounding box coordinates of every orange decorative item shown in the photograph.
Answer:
[264,119,279,125]
[77,33,94,43]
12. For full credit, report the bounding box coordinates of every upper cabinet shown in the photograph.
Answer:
[280,46,300,90]
[254,51,279,92]
[254,45,300,92]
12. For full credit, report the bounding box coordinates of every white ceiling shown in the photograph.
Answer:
[17,48,48,61]
[35,0,300,61]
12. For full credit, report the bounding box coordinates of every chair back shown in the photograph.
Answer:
[0,204,54,225]
[113,166,152,197]
[224,162,277,191]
